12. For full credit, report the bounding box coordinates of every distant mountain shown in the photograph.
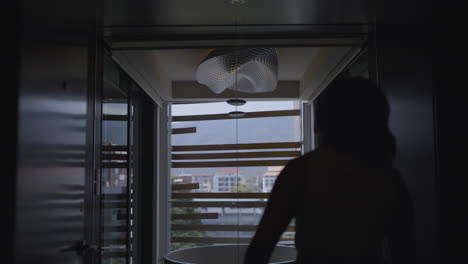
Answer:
[172,116,300,145]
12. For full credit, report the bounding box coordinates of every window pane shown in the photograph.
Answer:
[101,57,130,263]
[170,101,301,250]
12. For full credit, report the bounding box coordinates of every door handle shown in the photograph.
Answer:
[60,241,98,256]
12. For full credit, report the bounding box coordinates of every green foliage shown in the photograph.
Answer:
[231,181,261,193]
[171,175,206,250]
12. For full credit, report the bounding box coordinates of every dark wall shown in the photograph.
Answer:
[6,1,20,262]
[131,88,158,264]
[433,8,464,263]
[14,0,94,263]
[375,0,437,262]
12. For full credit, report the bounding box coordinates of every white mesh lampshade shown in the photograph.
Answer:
[196,48,278,94]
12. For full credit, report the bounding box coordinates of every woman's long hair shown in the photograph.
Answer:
[315,77,396,167]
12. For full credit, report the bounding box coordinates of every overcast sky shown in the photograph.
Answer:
[172,100,299,116]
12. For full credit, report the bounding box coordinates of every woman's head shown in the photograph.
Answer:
[315,77,395,165]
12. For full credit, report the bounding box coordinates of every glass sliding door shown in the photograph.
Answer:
[100,55,132,264]
[169,100,302,250]
[99,54,158,264]
[128,85,159,264]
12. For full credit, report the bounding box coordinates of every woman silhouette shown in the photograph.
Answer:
[244,77,415,264]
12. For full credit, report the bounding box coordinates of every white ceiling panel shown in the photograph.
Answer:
[112,46,359,102]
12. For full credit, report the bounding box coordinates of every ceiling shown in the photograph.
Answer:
[102,0,370,104]
[137,48,318,81]
[112,46,360,103]
[101,0,370,42]
[100,0,370,26]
